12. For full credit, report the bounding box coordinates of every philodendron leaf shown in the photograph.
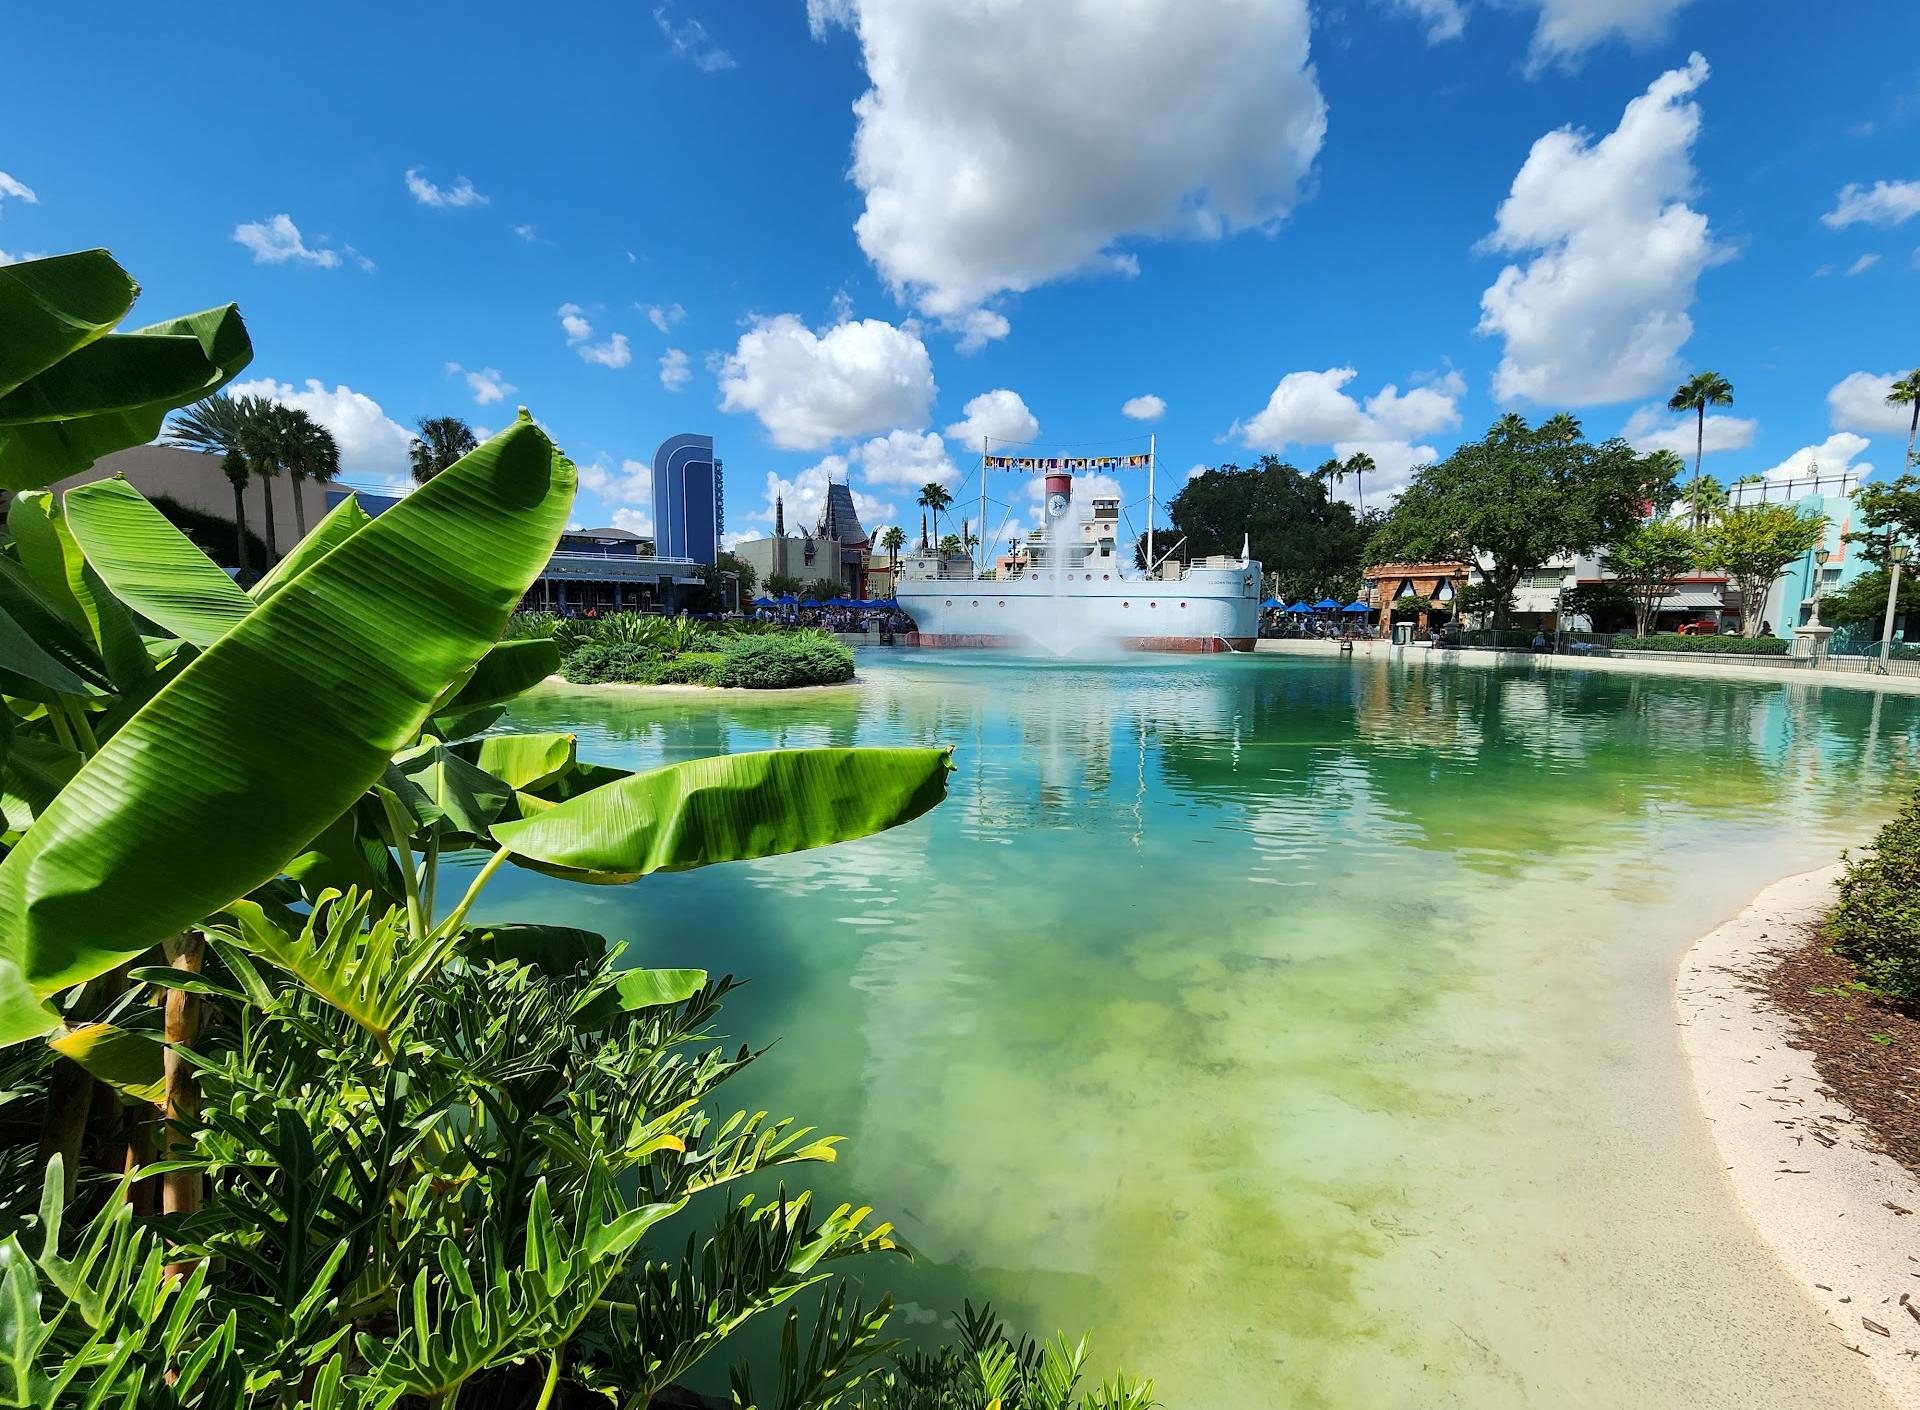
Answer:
[0,414,575,1042]
[0,303,253,491]
[0,250,137,400]
[63,477,254,648]
[490,747,952,883]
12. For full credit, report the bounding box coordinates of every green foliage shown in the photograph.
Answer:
[854,1302,1156,1410]
[715,632,856,689]
[1825,791,1920,1000]
[1601,519,1699,637]
[561,642,719,686]
[1822,567,1920,629]
[1368,413,1671,628]
[766,574,807,598]
[1165,455,1367,601]
[1616,633,1790,655]
[1696,503,1826,636]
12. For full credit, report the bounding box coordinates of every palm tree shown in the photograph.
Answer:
[1490,412,1530,442]
[917,482,953,553]
[410,416,479,484]
[1888,370,1920,472]
[1539,412,1583,445]
[264,403,338,542]
[219,447,251,574]
[880,525,905,576]
[169,393,280,564]
[1314,452,1376,514]
[1667,371,1734,528]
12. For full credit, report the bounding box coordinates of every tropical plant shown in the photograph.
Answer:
[1888,370,1920,474]
[220,446,254,572]
[938,533,963,557]
[1824,789,1920,1001]
[880,525,905,575]
[916,482,952,552]
[766,573,806,599]
[169,392,285,562]
[1314,450,1376,515]
[409,415,480,485]
[715,631,856,688]
[270,401,340,541]
[1601,519,1699,637]
[1667,371,1734,528]
[1168,457,1368,603]
[1697,502,1826,636]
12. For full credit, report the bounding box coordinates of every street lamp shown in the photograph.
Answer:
[1809,546,1832,626]
[1880,540,1911,673]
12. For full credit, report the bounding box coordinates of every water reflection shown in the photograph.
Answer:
[494,656,1920,1409]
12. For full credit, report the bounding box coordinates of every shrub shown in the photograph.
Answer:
[1825,794,1920,1001]
[505,609,561,639]
[645,651,720,685]
[560,641,659,683]
[1617,633,1790,655]
[715,631,856,688]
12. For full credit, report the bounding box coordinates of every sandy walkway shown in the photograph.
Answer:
[1677,865,1920,1408]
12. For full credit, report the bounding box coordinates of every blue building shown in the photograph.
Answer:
[653,433,721,566]
[1732,468,1870,637]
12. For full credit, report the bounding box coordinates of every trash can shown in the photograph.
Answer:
[1392,622,1414,646]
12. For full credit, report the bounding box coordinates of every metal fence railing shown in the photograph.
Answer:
[1436,626,1920,678]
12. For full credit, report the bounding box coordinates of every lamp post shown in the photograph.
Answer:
[1809,546,1831,626]
[1880,540,1911,673]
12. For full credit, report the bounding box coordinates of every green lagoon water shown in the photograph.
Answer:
[489,652,1920,1408]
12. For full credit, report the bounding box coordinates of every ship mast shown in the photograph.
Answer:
[1146,432,1156,572]
[979,435,989,578]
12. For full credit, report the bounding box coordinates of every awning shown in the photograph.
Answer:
[1652,588,1727,612]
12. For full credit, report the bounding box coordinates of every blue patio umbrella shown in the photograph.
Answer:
[1342,600,1371,613]
[751,595,776,608]
[870,598,898,609]
[776,594,799,606]
[1313,597,1342,611]
[828,596,854,606]
[1283,602,1312,614]
[1260,597,1285,609]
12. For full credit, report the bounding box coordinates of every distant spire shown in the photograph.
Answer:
[919,511,928,551]
[775,494,785,537]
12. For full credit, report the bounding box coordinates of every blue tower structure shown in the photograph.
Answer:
[653,433,721,565]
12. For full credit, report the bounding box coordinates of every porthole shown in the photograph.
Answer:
[1122,601,1130,609]
[944,599,952,607]
[998,600,1005,607]
[1179,601,1187,609]
[1149,601,1157,609]
[1103,574,1111,581]
[971,600,979,607]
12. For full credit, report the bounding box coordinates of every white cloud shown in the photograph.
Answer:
[951,308,1011,354]
[610,506,655,536]
[1846,253,1881,276]
[1822,179,1920,229]
[1477,54,1720,406]
[746,460,896,538]
[655,3,736,71]
[1237,366,1461,449]
[850,428,957,489]
[1618,403,1757,456]
[1389,0,1467,42]
[405,168,487,208]
[1828,371,1919,435]
[717,313,936,450]
[644,302,686,333]
[1756,432,1873,483]
[1121,394,1167,422]
[577,456,653,508]
[0,171,36,206]
[512,223,539,243]
[1525,0,1698,73]
[556,303,632,368]
[0,250,46,267]
[445,362,514,405]
[809,0,1325,342]
[943,389,1040,450]
[1185,462,1210,482]
[232,214,345,269]
[658,347,691,391]
[228,377,414,480]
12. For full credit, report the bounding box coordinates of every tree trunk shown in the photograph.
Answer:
[161,932,206,1229]
[231,482,251,574]
[37,1052,94,1203]
[1908,400,1917,472]
[258,471,280,564]
[289,470,309,541]
[1692,405,1705,529]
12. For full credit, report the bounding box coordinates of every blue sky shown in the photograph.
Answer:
[5,1,1917,551]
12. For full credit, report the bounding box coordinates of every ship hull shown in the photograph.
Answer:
[894,561,1260,655]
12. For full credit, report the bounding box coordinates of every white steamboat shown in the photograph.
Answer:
[895,464,1260,654]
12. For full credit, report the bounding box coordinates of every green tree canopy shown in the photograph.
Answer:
[1697,502,1826,636]
[1602,519,1699,637]
[1366,414,1671,628]
[1845,473,1920,567]
[1162,454,1368,602]
[1823,565,1920,630]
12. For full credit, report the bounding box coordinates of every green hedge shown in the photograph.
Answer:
[559,644,724,685]
[714,632,855,688]
[1617,633,1790,655]
[1825,794,1920,1001]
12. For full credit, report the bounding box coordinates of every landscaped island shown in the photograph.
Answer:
[510,611,858,688]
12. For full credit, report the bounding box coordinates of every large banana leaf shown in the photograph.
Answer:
[4,492,151,694]
[63,477,254,648]
[436,638,558,715]
[0,250,137,400]
[489,747,951,882]
[0,554,110,699]
[0,303,253,491]
[464,732,575,790]
[0,416,575,1041]
[251,493,371,606]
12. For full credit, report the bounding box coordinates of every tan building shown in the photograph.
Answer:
[730,486,878,596]
[1361,560,1469,633]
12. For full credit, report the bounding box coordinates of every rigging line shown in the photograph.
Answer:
[974,433,1156,450]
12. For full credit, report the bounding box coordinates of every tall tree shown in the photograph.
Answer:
[916,482,952,552]
[1667,371,1734,528]
[1888,369,1920,473]
[218,447,251,574]
[1166,456,1369,603]
[168,393,282,563]
[409,415,479,484]
[265,403,338,541]
[1314,451,1377,516]
[880,524,905,576]
[1366,413,1671,629]
[1698,503,1826,636]
[1602,520,1698,637]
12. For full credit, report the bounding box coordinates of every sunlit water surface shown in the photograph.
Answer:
[486,652,1920,1409]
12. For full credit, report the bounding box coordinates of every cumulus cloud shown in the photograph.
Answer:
[576,458,654,527]
[808,0,1325,342]
[1388,0,1467,43]
[717,313,936,450]
[1822,179,1920,229]
[850,428,958,489]
[658,347,691,391]
[1618,403,1756,456]
[610,507,654,536]
[556,303,632,368]
[232,214,346,269]
[445,362,514,405]
[1846,253,1881,275]
[1234,366,1461,501]
[0,171,36,205]
[951,308,1011,354]
[943,389,1040,450]
[1477,54,1721,406]
[644,302,686,333]
[655,3,735,71]
[1756,432,1873,483]
[1828,371,1919,435]
[405,168,487,208]
[228,377,414,480]
[746,460,896,537]
[1525,0,1699,72]
[1121,394,1167,422]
